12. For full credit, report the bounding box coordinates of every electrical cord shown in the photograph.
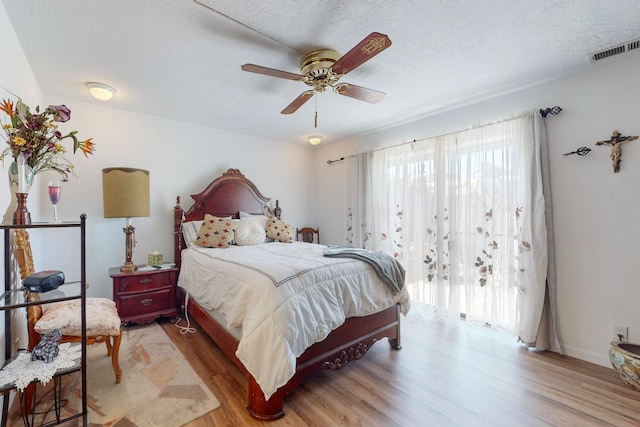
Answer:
[174,293,196,335]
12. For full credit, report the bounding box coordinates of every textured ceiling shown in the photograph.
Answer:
[3,0,640,146]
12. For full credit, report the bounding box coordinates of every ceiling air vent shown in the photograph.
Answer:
[628,39,640,52]
[589,39,640,62]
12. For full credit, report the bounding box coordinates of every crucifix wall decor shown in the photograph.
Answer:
[595,130,638,173]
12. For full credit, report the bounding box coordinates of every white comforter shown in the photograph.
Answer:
[178,241,410,399]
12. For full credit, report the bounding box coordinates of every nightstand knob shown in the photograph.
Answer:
[139,279,152,284]
[140,298,153,306]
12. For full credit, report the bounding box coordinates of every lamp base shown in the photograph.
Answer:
[120,262,137,273]
[121,223,137,272]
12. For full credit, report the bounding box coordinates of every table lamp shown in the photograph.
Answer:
[102,167,150,272]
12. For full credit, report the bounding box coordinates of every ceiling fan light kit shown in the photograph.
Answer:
[300,49,342,79]
[241,32,392,117]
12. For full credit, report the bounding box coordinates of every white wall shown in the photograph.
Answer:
[33,98,314,300]
[0,0,43,391]
[0,3,43,223]
[313,52,640,368]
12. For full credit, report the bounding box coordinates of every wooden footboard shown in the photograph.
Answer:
[184,292,401,420]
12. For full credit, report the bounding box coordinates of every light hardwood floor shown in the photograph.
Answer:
[160,307,640,427]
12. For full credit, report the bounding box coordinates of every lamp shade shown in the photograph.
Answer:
[102,168,150,218]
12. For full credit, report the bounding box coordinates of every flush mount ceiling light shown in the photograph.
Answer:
[308,136,322,145]
[86,82,116,101]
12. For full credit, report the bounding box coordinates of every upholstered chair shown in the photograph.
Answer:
[14,229,123,384]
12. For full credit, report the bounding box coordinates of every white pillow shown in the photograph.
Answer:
[239,211,269,231]
[182,220,203,247]
[228,218,240,244]
[234,218,267,246]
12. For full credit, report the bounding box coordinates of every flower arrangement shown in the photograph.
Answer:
[0,98,95,181]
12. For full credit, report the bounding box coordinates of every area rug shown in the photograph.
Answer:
[16,322,220,426]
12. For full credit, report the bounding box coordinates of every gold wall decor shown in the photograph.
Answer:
[595,130,638,173]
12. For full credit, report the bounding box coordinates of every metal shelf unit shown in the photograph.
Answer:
[0,215,87,426]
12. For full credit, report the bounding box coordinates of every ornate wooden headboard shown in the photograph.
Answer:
[173,168,281,269]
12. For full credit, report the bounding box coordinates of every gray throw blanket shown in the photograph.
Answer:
[324,246,405,294]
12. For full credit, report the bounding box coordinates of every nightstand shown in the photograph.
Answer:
[109,266,178,325]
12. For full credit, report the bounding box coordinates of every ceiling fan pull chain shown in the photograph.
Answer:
[314,95,318,128]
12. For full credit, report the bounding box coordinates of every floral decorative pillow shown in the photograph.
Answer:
[195,214,238,248]
[35,298,121,337]
[234,218,267,246]
[266,217,293,243]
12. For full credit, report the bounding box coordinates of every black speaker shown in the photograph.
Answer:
[24,270,65,293]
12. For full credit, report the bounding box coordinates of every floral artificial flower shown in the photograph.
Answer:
[0,98,95,181]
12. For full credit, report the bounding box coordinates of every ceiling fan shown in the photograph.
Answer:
[241,32,392,116]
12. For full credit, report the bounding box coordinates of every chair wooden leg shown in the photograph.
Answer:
[111,330,123,384]
[105,336,113,357]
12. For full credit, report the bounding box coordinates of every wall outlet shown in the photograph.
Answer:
[614,325,628,341]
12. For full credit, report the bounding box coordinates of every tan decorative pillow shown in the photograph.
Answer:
[195,214,238,248]
[266,217,293,243]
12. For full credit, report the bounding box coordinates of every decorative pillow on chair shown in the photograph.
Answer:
[35,298,121,337]
[234,218,267,246]
[195,214,238,248]
[266,217,293,243]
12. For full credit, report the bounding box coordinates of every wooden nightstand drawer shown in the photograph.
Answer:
[116,271,173,294]
[109,266,178,325]
[116,287,174,319]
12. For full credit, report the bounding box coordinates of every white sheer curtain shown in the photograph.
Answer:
[346,112,557,343]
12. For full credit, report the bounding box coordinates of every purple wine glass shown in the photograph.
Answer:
[48,181,62,222]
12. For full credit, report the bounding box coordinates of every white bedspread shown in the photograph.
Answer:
[178,241,410,399]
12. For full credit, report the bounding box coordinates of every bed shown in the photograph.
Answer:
[173,168,409,420]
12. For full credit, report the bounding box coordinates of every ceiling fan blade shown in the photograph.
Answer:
[334,83,386,104]
[331,32,392,75]
[281,90,315,114]
[241,64,304,81]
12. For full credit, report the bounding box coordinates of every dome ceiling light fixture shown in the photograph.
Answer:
[308,136,322,146]
[86,82,116,101]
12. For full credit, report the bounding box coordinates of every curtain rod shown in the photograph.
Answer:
[540,106,562,117]
[344,106,563,160]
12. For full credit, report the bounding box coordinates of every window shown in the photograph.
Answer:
[347,113,549,335]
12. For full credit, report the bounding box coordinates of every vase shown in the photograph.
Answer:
[610,341,640,391]
[3,160,35,225]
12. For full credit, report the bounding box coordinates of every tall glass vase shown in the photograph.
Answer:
[3,160,35,225]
